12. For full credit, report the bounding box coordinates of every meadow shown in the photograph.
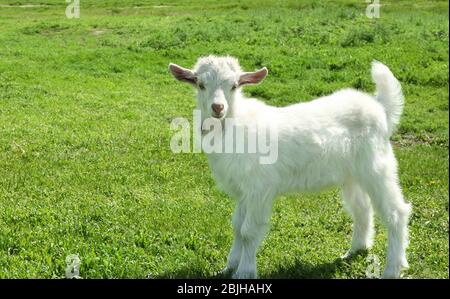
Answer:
[0,0,448,278]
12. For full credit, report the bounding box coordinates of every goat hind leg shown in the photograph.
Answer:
[360,163,411,278]
[341,181,375,259]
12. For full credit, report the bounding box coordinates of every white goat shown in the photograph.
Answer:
[169,55,411,279]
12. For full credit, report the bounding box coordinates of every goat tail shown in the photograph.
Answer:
[371,60,404,135]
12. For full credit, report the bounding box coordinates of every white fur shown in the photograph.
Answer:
[169,56,412,279]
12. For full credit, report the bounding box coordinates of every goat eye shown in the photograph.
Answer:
[198,83,205,90]
[231,84,238,90]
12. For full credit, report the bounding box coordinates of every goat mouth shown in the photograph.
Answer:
[212,113,224,119]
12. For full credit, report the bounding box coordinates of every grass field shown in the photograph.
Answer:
[0,0,448,278]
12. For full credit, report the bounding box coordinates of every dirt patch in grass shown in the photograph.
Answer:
[392,133,449,148]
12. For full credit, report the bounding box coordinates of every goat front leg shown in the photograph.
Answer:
[221,200,246,276]
[233,193,274,279]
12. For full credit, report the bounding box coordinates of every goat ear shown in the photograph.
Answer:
[238,67,268,86]
[169,63,197,85]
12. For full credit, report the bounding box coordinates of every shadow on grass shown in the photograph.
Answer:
[262,256,358,279]
[155,252,368,279]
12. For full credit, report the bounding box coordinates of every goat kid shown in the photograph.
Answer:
[169,56,411,279]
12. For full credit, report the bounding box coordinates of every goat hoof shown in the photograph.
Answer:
[217,267,235,277]
[341,251,354,260]
[382,267,402,279]
[401,257,409,269]
[232,271,257,279]
[340,250,359,260]
[341,248,369,260]
[382,272,401,279]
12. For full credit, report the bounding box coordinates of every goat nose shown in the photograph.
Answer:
[211,103,224,114]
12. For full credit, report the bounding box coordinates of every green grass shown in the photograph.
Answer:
[0,0,448,278]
